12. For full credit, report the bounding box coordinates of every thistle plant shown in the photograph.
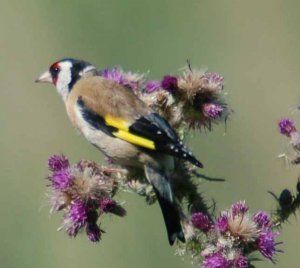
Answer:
[47,155,126,242]
[270,118,300,227]
[43,63,295,267]
[177,201,281,268]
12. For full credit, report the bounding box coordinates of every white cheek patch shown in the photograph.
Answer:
[56,61,73,101]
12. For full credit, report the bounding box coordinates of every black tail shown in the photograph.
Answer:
[144,165,185,245]
[152,186,185,245]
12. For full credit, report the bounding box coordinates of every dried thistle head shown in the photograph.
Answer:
[70,161,117,201]
[177,68,223,102]
[175,67,230,130]
[181,201,280,267]
[227,213,259,242]
[177,68,206,101]
[47,155,126,242]
[139,89,175,111]
[139,89,185,128]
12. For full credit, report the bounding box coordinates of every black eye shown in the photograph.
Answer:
[50,64,60,78]
[53,67,59,74]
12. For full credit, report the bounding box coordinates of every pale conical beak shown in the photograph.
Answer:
[35,71,52,83]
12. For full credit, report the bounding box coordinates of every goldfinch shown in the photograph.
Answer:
[36,58,203,245]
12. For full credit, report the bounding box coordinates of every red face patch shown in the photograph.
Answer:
[49,62,61,85]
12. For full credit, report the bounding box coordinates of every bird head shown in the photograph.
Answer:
[36,58,97,100]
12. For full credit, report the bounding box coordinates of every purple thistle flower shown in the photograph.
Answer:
[99,68,125,85]
[258,229,278,261]
[253,211,270,229]
[234,255,248,268]
[50,168,72,190]
[100,68,144,91]
[99,198,126,217]
[161,75,178,93]
[278,118,296,137]
[203,103,224,119]
[144,80,161,93]
[99,198,116,212]
[48,155,69,172]
[65,199,88,237]
[203,252,230,268]
[231,201,248,217]
[86,223,101,242]
[215,214,229,233]
[202,72,224,90]
[191,212,211,232]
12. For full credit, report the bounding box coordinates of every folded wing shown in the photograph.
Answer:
[77,96,202,168]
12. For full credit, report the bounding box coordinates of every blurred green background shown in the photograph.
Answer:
[1,0,300,267]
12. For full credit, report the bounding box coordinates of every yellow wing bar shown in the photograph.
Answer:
[113,130,155,150]
[105,115,156,150]
[105,115,129,131]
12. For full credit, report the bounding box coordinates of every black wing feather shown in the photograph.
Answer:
[129,113,203,168]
